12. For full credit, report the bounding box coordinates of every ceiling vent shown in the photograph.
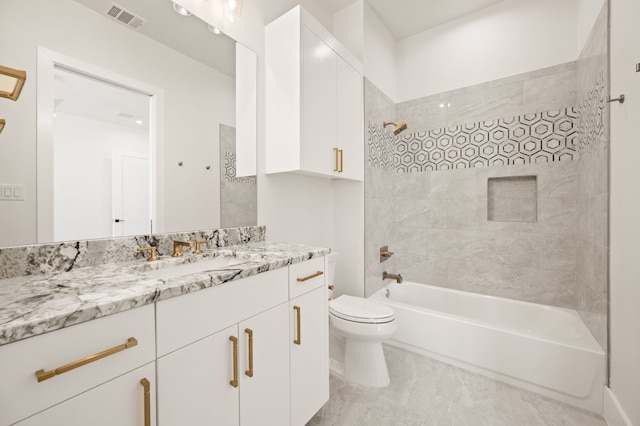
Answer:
[105,3,147,31]
[116,111,137,120]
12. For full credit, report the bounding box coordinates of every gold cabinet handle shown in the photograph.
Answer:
[293,306,301,345]
[296,271,323,282]
[245,328,254,378]
[339,149,344,172]
[35,337,138,382]
[333,147,340,172]
[140,378,151,426]
[229,336,239,388]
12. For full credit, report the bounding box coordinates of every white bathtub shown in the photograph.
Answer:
[370,282,606,414]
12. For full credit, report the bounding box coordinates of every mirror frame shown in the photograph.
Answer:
[36,46,166,243]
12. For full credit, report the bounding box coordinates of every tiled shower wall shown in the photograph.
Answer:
[575,4,609,351]
[364,4,608,351]
[365,62,580,306]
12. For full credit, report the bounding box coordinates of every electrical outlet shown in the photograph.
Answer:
[0,184,24,201]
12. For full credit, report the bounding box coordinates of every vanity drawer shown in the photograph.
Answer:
[289,256,326,299]
[156,267,288,357]
[0,304,155,426]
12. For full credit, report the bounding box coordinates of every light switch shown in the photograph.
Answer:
[0,184,25,201]
[12,185,24,200]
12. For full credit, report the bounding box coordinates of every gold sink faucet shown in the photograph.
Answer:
[138,246,159,262]
[172,240,196,257]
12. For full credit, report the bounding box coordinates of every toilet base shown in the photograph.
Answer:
[343,339,390,388]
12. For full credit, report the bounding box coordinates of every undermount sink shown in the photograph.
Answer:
[142,257,245,280]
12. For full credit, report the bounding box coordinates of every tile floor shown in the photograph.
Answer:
[309,345,606,426]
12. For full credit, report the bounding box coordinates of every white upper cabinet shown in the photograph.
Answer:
[336,57,365,181]
[265,6,364,181]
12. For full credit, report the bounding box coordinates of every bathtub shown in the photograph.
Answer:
[370,282,606,414]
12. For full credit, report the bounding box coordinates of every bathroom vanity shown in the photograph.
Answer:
[0,237,329,426]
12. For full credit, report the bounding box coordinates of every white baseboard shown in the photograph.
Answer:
[604,387,633,426]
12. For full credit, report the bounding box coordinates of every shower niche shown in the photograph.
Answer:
[487,176,537,223]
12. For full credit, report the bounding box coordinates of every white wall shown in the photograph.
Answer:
[363,2,397,102]
[0,0,234,246]
[333,0,364,63]
[395,0,580,102]
[53,113,148,241]
[609,0,640,423]
[577,0,607,54]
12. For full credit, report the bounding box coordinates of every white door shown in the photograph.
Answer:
[157,325,240,426]
[113,151,151,237]
[15,363,156,426]
[239,303,291,426]
[290,287,329,426]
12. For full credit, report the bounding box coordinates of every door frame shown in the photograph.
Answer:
[36,46,165,242]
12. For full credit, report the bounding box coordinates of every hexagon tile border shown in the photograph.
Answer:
[368,107,579,173]
[224,151,257,184]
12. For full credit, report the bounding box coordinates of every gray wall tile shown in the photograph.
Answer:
[523,69,577,114]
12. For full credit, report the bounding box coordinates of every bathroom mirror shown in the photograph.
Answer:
[0,0,257,247]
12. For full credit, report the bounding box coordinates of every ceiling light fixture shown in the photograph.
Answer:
[171,1,192,16]
[223,0,243,23]
[208,24,223,34]
[0,65,27,101]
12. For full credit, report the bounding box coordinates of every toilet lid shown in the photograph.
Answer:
[329,295,395,324]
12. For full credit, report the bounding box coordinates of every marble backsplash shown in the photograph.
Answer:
[0,226,266,280]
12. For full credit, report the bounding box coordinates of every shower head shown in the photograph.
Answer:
[383,121,408,135]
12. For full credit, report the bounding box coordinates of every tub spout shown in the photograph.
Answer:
[382,271,403,284]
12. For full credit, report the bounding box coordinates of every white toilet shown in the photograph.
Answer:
[327,254,397,388]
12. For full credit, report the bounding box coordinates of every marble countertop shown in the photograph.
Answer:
[0,242,330,346]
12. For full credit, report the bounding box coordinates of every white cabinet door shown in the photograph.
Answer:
[16,363,156,426]
[239,303,291,426]
[336,57,364,181]
[301,25,337,177]
[290,286,329,426]
[157,325,240,426]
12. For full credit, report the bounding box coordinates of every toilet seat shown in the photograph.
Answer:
[329,295,395,324]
